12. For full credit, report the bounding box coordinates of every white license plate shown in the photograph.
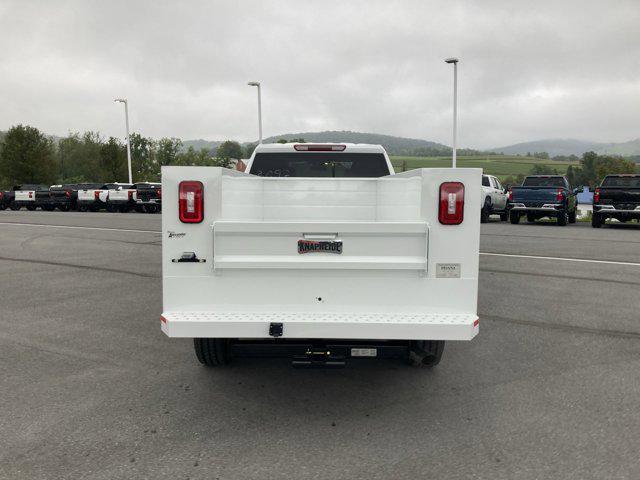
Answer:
[351,348,377,357]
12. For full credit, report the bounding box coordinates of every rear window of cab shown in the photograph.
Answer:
[250,153,390,178]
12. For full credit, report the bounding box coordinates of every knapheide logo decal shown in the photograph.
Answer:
[298,239,343,254]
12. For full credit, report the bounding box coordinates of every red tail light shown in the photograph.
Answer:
[94,190,100,200]
[156,188,162,198]
[507,188,513,201]
[294,144,346,151]
[179,181,204,223]
[556,189,564,202]
[594,187,600,203]
[128,190,133,200]
[0,192,3,199]
[65,190,71,198]
[439,182,465,225]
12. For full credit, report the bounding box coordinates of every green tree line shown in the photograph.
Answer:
[501,151,636,188]
[0,124,250,188]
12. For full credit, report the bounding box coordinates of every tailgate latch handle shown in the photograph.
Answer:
[172,252,206,263]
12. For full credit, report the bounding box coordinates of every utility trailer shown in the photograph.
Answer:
[161,143,480,368]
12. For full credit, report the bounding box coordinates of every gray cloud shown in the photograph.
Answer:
[1,0,638,149]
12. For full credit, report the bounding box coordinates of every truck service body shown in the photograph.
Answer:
[161,143,480,368]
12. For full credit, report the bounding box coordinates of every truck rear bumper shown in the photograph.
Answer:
[160,311,479,341]
[509,203,562,211]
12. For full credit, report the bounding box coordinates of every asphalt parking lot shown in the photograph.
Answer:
[1,211,639,480]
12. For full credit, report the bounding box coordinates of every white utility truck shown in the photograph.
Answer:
[161,143,480,368]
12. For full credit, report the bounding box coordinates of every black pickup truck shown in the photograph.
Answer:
[592,174,640,228]
[0,189,13,210]
[507,175,578,226]
[9,185,51,210]
[49,183,104,211]
[133,182,162,213]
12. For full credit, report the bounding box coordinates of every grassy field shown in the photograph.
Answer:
[390,155,579,180]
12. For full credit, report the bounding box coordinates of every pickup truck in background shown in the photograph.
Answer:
[161,143,480,369]
[481,174,508,223]
[592,174,640,228]
[49,183,103,211]
[0,189,12,210]
[106,183,135,212]
[133,182,162,213]
[10,185,50,210]
[77,183,114,211]
[507,175,578,226]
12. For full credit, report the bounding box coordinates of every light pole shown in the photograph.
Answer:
[114,98,133,183]
[247,81,262,144]
[444,57,459,168]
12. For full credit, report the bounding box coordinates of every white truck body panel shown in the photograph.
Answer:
[14,190,36,202]
[78,189,108,202]
[161,165,481,341]
[108,188,135,202]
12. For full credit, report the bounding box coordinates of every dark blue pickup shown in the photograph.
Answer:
[507,175,578,226]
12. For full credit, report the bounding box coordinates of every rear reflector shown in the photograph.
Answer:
[294,144,346,152]
[179,181,204,223]
[439,182,465,225]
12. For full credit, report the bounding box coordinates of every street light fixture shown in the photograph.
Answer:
[247,81,262,144]
[444,57,459,168]
[114,98,133,183]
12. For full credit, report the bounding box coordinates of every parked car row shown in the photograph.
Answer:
[480,173,640,228]
[0,182,162,213]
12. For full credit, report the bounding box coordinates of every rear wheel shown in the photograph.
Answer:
[592,212,603,228]
[9,203,21,211]
[194,338,232,366]
[526,213,536,223]
[509,211,520,224]
[480,198,491,223]
[406,340,445,367]
[557,210,568,226]
[568,208,577,223]
[145,204,158,214]
[57,204,70,212]
[119,205,131,213]
[106,204,117,213]
[77,204,88,212]
[26,205,36,211]
[499,211,508,221]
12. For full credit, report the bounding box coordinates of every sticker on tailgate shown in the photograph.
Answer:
[436,263,461,278]
[298,240,343,254]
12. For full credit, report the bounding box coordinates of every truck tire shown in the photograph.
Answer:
[568,208,577,223]
[407,340,445,367]
[106,204,117,213]
[499,211,508,222]
[58,205,70,212]
[480,198,491,223]
[145,204,158,214]
[509,211,520,224]
[592,212,603,228]
[10,203,21,210]
[194,338,231,366]
[526,213,536,223]
[26,205,36,211]
[557,210,568,226]
[42,205,55,211]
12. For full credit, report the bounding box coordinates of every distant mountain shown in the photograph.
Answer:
[493,138,640,157]
[261,130,451,155]
[181,139,222,153]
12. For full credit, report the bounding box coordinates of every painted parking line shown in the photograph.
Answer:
[0,222,160,234]
[481,252,640,267]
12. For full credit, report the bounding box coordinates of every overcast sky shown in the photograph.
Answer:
[0,0,638,149]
